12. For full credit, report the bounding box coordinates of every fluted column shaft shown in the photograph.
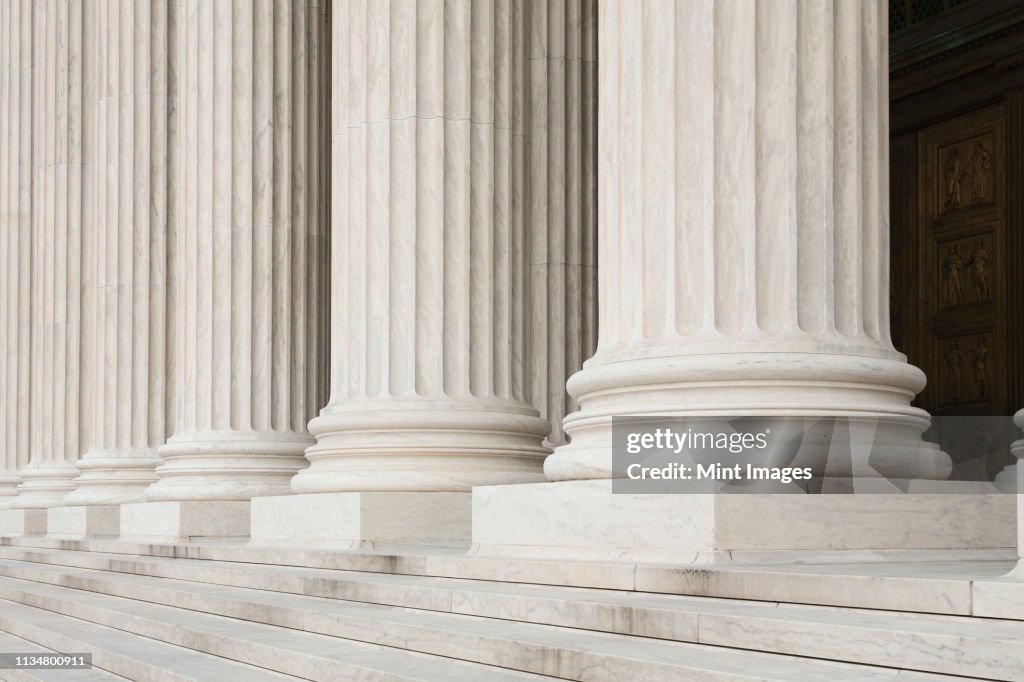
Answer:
[145,0,329,501]
[548,0,946,481]
[15,0,97,508]
[525,0,598,447]
[66,0,171,505]
[295,0,550,493]
[0,0,33,506]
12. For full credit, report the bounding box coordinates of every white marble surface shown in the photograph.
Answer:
[0,1,33,509]
[547,0,946,484]
[120,500,249,543]
[0,544,1020,679]
[3,534,1020,622]
[524,0,599,448]
[0,598,302,682]
[296,0,558,493]
[472,480,1016,561]
[973,576,1024,620]
[145,0,330,502]
[0,509,46,537]
[10,0,97,509]
[46,505,119,540]
[66,0,168,507]
[250,492,471,549]
[0,629,126,682]
[0,569,952,681]
[0,576,553,681]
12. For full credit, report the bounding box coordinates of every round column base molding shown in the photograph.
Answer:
[0,474,20,509]
[547,352,950,483]
[11,462,80,508]
[63,449,162,506]
[294,401,551,492]
[146,430,313,501]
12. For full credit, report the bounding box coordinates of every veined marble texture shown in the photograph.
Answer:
[14,0,98,509]
[146,0,330,501]
[524,0,599,448]
[295,0,588,493]
[546,0,949,482]
[0,0,600,503]
[65,0,171,506]
[0,0,33,508]
[0,0,985,508]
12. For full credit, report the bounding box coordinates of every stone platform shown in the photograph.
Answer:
[469,480,1017,562]
[0,535,1020,680]
[250,492,471,548]
[46,505,120,539]
[119,501,250,543]
[0,509,46,537]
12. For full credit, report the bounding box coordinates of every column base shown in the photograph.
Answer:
[250,492,470,549]
[0,474,20,508]
[11,462,80,508]
[0,509,47,537]
[296,401,550,492]
[471,480,1016,563]
[64,450,160,506]
[549,352,950,482]
[147,431,312,501]
[47,505,120,539]
[120,501,250,543]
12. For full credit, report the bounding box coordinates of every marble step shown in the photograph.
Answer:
[0,543,997,630]
[0,574,957,682]
[0,536,1014,617]
[0,557,1015,680]
[0,577,553,682]
[0,599,298,682]
[0,630,128,682]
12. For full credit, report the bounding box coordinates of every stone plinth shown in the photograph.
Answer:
[0,509,46,537]
[120,501,249,543]
[250,493,470,549]
[47,505,119,539]
[472,480,1015,563]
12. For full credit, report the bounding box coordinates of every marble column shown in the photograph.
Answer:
[525,0,598,447]
[0,0,33,507]
[65,0,171,505]
[293,0,551,494]
[144,0,329,501]
[14,0,97,508]
[546,0,948,482]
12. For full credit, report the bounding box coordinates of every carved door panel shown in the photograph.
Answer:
[916,105,1007,416]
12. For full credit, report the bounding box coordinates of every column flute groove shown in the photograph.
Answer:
[146,0,329,501]
[65,0,171,505]
[547,0,948,483]
[15,0,98,508]
[0,0,34,507]
[524,0,599,448]
[294,0,551,493]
